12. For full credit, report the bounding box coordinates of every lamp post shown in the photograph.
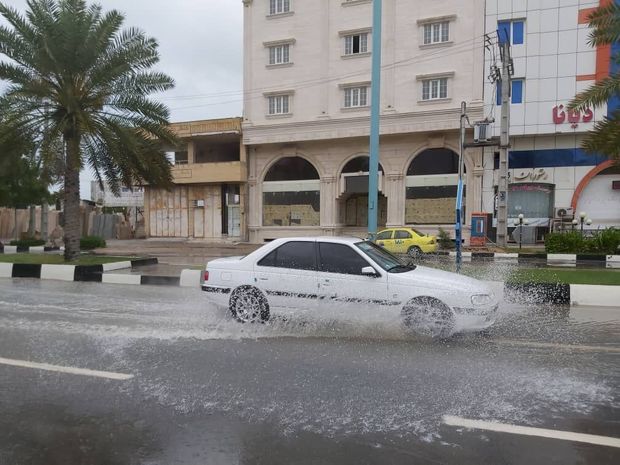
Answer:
[514,213,529,250]
[578,211,591,236]
[571,219,578,231]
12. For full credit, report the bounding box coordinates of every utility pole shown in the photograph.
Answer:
[496,39,512,247]
[367,0,382,239]
[455,101,466,272]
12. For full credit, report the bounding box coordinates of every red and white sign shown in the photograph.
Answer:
[552,104,593,129]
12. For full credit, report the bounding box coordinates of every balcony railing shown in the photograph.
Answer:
[171,161,246,184]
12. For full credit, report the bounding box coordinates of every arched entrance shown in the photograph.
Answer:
[262,157,320,227]
[575,164,620,227]
[405,148,463,224]
[338,156,387,227]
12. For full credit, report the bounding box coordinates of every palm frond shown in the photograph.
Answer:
[568,75,620,110]
[587,2,620,47]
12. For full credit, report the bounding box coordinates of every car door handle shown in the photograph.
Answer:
[257,277,268,281]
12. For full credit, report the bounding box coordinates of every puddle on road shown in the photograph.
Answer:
[1,279,619,448]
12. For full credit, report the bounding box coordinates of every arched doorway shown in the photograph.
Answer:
[338,156,387,227]
[576,164,620,227]
[262,157,320,227]
[405,148,463,224]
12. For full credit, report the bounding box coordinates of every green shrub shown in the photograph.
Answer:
[9,238,46,247]
[80,236,106,250]
[437,227,454,249]
[545,228,620,254]
[588,228,620,255]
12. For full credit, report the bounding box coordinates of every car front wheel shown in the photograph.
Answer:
[229,286,270,323]
[402,297,454,338]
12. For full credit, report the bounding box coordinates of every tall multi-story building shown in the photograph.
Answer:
[483,0,620,241]
[242,0,486,242]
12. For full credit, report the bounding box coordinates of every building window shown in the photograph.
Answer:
[498,20,524,45]
[422,78,448,100]
[267,94,290,115]
[344,86,369,108]
[263,157,320,227]
[496,79,524,105]
[269,0,290,15]
[423,21,449,45]
[269,44,290,65]
[344,33,369,55]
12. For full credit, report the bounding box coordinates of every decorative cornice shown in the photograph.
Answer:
[242,105,484,145]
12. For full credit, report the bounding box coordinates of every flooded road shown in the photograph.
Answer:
[0,279,618,464]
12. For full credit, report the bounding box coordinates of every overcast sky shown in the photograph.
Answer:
[0,0,243,197]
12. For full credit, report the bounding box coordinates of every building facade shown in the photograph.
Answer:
[242,0,486,242]
[144,118,248,240]
[483,0,620,242]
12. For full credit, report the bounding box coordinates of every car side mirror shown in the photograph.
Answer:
[362,266,378,277]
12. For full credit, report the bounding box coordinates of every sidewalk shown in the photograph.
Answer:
[96,239,260,266]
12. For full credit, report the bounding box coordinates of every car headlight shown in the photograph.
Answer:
[471,294,493,306]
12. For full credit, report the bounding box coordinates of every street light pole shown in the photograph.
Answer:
[367,0,382,239]
[515,213,528,250]
[455,101,466,272]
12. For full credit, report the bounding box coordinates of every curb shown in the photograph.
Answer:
[486,281,619,307]
[0,258,160,283]
[1,262,617,305]
[436,252,620,267]
[0,245,63,254]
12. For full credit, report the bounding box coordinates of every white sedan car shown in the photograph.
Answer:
[202,237,498,338]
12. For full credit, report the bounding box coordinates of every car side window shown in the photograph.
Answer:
[257,241,316,271]
[395,230,412,239]
[318,243,371,275]
[376,230,393,240]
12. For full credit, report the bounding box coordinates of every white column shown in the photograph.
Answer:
[320,176,338,235]
[385,173,405,227]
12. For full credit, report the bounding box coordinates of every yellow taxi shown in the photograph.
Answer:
[375,227,438,257]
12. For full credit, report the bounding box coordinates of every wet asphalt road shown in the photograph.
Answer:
[0,279,618,465]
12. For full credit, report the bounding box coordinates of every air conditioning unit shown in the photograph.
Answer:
[554,207,574,219]
[474,122,491,143]
[192,199,205,208]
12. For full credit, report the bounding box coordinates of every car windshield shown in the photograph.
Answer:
[411,229,425,236]
[355,241,416,273]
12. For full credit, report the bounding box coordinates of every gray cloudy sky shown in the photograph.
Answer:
[1,0,243,197]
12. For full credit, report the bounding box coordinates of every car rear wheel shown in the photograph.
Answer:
[407,246,422,258]
[402,297,454,338]
[229,286,270,323]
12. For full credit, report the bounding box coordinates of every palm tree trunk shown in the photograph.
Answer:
[63,136,81,261]
[28,205,36,237]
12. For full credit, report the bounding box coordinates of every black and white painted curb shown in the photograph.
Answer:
[1,262,617,306]
[0,245,63,254]
[486,281,619,308]
[438,252,620,267]
[0,257,172,283]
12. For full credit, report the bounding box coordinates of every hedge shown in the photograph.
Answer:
[80,236,106,250]
[545,228,620,255]
[9,238,46,247]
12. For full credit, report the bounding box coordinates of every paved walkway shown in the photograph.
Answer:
[96,239,260,267]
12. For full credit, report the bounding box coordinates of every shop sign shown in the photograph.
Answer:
[513,168,548,182]
[552,104,593,129]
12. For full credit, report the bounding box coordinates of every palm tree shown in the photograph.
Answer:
[0,0,177,260]
[569,2,620,161]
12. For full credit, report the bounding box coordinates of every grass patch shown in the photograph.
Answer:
[0,254,138,265]
[507,268,620,286]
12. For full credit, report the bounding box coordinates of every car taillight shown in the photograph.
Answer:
[203,270,209,281]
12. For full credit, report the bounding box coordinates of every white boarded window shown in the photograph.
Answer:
[269,44,290,65]
[268,95,290,115]
[344,33,369,55]
[344,86,369,108]
[269,0,290,15]
[422,78,448,100]
[423,21,450,45]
